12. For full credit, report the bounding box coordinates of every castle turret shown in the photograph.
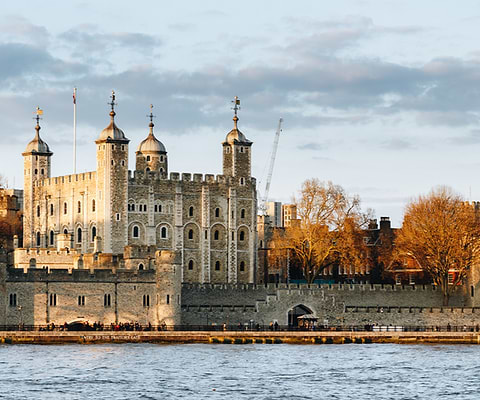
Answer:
[95,91,129,254]
[222,97,252,180]
[135,105,168,174]
[22,108,53,248]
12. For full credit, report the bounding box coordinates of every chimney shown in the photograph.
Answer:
[380,217,391,230]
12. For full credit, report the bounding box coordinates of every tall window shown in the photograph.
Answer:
[188,260,194,270]
[36,232,41,247]
[64,202,67,214]
[188,229,194,240]
[214,230,219,240]
[77,201,81,213]
[77,227,82,243]
[49,293,57,307]
[240,261,245,272]
[143,294,150,307]
[50,204,54,216]
[215,208,220,218]
[49,230,54,246]
[189,206,194,217]
[104,294,111,307]
[37,205,40,217]
[215,261,220,271]
[133,225,139,238]
[9,293,17,307]
[161,226,167,239]
[91,226,96,241]
[241,209,245,219]
[78,295,85,306]
[92,199,96,212]
[239,231,245,241]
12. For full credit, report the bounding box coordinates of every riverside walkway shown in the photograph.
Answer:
[2,330,480,345]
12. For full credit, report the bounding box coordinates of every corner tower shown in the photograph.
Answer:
[135,105,168,174]
[222,97,252,179]
[22,108,52,248]
[95,91,130,254]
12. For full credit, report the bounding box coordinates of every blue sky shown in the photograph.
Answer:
[1,1,480,225]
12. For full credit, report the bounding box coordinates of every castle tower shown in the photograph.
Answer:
[22,108,53,248]
[135,105,168,174]
[95,91,130,254]
[222,96,252,179]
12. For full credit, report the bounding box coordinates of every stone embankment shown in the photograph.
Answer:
[1,331,480,345]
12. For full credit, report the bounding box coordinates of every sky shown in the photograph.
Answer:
[1,1,480,226]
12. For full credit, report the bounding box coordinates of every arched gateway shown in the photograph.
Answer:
[288,304,314,327]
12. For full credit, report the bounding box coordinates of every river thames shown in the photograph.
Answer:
[0,343,478,399]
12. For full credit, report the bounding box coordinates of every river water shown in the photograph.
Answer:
[0,343,478,399]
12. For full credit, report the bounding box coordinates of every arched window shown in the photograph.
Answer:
[160,155,164,162]
[49,230,54,246]
[189,206,194,217]
[91,226,96,240]
[77,227,82,243]
[188,229,194,240]
[214,230,219,240]
[64,202,67,215]
[50,204,54,216]
[143,294,150,307]
[161,226,167,239]
[241,209,245,219]
[77,201,81,213]
[226,147,230,154]
[133,225,139,238]
[34,168,38,175]
[239,231,245,241]
[215,208,220,218]
[188,260,194,270]
[63,228,68,234]
[37,205,40,217]
[36,232,41,247]
[215,261,220,271]
[146,155,151,161]
[240,146,244,153]
[240,261,245,272]
[146,167,150,172]
[138,263,144,270]
[92,199,96,212]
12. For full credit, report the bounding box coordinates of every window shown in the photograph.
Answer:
[240,261,245,272]
[37,205,40,217]
[160,155,164,162]
[146,167,150,172]
[240,146,244,153]
[143,294,150,307]
[34,168,38,175]
[226,147,230,154]
[128,203,134,212]
[49,293,57,307]
[188,260,194,270]
[166,294,170,305]
[215,208,220,218]
[64,202,67,214]
[146,155,151,161]
[63,228,68,234]
[116,213,120,221]
[139,263,144,270]
[9,293,17,307]
[161,226,167,239]
[49,230,54,246]
[133,225,139,238]
[188,229,193,240]
[50,204,54,216]
[92,199,96,212]
[239,231,245,241]
[36,232,41,247]
[78,295,85,306]
[41,168,44,175]
[214,230,219,240]
[189,206,194,217]
[104,294,111,307]
[240,177,245,185]
[91,226,96,241]
[77,227,82,243]
[215,261,220,271]
[241,209,245,219]
[77,201,81,213]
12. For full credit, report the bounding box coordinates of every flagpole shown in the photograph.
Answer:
[73,87,77,174]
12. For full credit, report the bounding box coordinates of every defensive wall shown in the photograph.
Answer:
[181,283,476,327]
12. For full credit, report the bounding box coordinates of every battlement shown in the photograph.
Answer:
[34,171,97,187]
[15,247,79,257]
[6,267,156,282]
[128,170,256,186]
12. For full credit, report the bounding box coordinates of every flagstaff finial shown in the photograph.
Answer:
[147,104,156,133]
[108,90,117,119]
[231,96,240,129]
[34,107,43,132]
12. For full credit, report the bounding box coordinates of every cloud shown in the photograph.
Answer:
[0,16,50,47]
[297,142,327,151]
[448,129,480,145]
[380,138,414,151]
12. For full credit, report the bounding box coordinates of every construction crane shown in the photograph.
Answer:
[259,118,283,215]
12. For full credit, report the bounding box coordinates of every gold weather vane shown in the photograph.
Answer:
[109,90,117,111]
[147,104,156,124]
[34,107,43,125]
[231,96,241,116]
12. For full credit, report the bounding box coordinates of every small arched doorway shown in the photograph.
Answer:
[288,304,313,327]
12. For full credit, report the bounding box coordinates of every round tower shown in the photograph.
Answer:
[222,96,252,179]
[135,105,168,175]
[22,108,53,248]
[95,91,130,254]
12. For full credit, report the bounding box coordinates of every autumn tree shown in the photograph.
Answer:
[272,179,371,284]
[394,186,480,305]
